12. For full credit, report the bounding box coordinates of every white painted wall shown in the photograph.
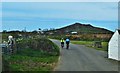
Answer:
[118,34,120,60]
[108,30,120,61]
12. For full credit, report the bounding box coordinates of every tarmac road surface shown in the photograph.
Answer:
[51,39,118,71]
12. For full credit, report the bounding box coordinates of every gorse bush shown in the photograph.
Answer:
[16,37,60,56]
[48,35,110,42]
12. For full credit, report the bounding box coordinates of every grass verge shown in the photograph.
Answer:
[2,38,60,72]
[71,40,108,51]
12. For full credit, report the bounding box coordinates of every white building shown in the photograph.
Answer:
[71,32,77,34]
[108,29,120,61]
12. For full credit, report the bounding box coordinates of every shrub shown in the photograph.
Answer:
[16,37,60,56]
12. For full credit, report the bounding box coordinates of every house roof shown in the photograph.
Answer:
[118,30,120,34]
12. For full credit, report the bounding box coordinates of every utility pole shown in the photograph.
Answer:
[24,27,26,38]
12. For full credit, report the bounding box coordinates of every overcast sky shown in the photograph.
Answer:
[1,2,118,32]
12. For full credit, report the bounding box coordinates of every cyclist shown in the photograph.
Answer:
[60,38,65,48]
[66,38,70,49]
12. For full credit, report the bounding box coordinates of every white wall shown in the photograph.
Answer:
[118,34,120,60]
[108,30,119,60]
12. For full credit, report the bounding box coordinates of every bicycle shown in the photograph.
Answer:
[66,43,69,50]
[61,43,64,48]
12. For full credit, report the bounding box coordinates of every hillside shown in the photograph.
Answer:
[48,23,113,35]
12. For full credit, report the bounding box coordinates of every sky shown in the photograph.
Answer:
[1,2,118,32]
[1,0,119,2]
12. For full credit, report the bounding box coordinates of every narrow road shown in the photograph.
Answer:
[51,39,118,71]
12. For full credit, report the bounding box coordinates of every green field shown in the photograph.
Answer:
[71,40,108,51]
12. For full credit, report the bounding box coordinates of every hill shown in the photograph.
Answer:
[48,22,114,35]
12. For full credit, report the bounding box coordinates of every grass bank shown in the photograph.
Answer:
[2,37,60,72]
[71,40,108,51]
